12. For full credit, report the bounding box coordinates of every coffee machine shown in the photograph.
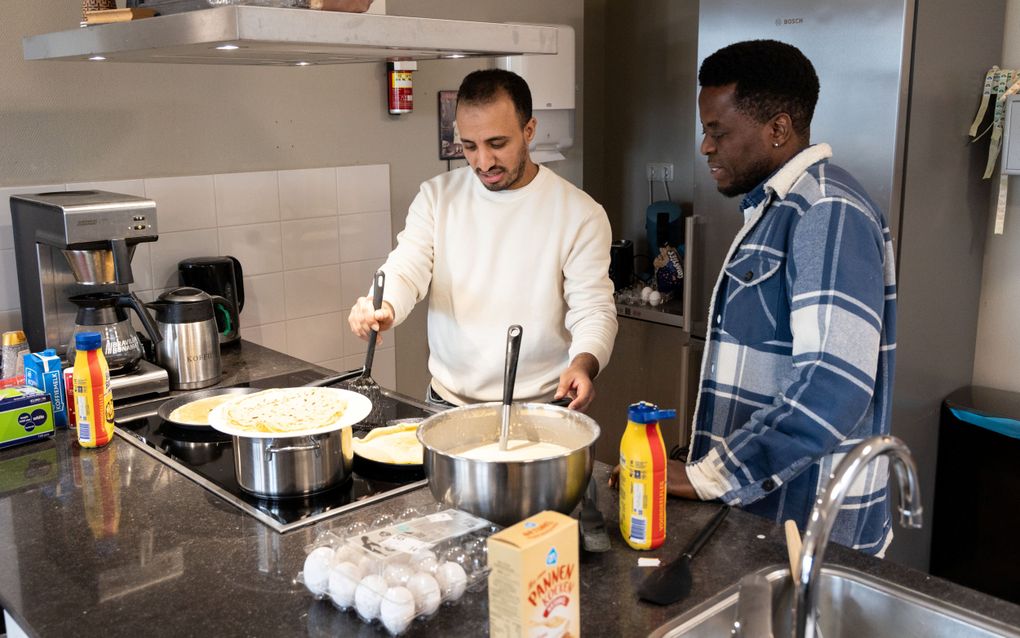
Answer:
[10,190,170,400]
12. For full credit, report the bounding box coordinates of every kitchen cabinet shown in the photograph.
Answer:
[588,314,702,465]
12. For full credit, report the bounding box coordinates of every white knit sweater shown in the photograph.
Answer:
[379,165,618,405]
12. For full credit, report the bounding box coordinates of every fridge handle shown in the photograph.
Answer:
[683,215,697,334]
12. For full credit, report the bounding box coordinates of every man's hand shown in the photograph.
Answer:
[608,459,702,500]
[347,298,395,344]
[555,353,600,412]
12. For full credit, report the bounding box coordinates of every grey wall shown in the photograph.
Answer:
[583,0,699,255]
[0,0,585,397]
[973,0,1020,393]
[885,0,1003,569]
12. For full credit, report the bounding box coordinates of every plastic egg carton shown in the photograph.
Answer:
[299,505,499,635]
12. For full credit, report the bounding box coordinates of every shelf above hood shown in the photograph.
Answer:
[22,6,558,66]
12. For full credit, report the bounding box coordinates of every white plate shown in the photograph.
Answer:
[207,387,373,439]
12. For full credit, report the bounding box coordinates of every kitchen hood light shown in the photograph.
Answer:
[441,54,467,59]
[88,55,106,61]
[215,44,240,51]
[295,61,313,66]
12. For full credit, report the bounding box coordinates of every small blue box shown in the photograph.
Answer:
[23,349,68,429]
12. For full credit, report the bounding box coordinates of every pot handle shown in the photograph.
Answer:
[264,436,322,461]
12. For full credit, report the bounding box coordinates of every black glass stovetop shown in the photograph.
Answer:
[114,369,435,533]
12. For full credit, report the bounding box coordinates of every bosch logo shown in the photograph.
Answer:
[777,17,804,26]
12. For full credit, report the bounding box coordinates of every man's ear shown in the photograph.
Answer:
[523,117,537,145]
[769,113,794,147]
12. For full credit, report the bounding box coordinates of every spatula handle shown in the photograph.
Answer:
[502,325,523,407]
[683,505,730,559]
[785,519,802,579]
[364,270,386,376]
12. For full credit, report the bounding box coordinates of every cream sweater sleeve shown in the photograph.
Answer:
[563,205,618,373]
[376,185,436,326]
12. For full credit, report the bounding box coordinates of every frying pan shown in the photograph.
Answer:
[352,419,425,482]
[157,386,263,429]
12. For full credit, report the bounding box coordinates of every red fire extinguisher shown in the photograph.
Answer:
[387,60,417,114]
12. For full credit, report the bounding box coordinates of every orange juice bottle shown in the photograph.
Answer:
[619,401,674,550]
[72,332,114,448]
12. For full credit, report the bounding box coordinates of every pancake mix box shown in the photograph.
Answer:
[487,511,579,638]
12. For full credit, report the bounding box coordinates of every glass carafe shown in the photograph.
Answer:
[66,292,161,374]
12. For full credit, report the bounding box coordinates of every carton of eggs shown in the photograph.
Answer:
[297,507,499,636]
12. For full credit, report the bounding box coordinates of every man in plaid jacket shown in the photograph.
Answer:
[673,40,898,555]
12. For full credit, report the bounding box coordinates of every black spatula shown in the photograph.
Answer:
[637,505,730,605]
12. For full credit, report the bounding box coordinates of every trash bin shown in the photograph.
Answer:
[930,386,1020,604]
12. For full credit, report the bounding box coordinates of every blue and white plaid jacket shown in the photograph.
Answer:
[686,144,897,555]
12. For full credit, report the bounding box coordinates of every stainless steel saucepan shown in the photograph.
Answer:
[416,402,600,526]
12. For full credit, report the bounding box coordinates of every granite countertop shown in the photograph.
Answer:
[1,343,1018,637]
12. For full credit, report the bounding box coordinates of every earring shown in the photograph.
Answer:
[773,142,781,148]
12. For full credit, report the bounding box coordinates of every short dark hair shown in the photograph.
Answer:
[698,40,819,136]
[456,69,532,127]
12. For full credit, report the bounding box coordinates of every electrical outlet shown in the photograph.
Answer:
[646,162,675,182]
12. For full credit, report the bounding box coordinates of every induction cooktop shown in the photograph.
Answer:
[113,369,436,533]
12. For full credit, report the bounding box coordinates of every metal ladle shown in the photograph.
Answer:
[499,325,523,451]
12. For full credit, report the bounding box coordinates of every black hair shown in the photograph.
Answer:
[698,39,819,136]
[456,69,533,127]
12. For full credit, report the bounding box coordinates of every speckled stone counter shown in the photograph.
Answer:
[1,344,1018,636]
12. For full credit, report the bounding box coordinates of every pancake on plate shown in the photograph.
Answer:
[221,387,348,434]
[353,422,423,465]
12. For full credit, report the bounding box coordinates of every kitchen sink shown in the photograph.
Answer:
[648,564,1020,638]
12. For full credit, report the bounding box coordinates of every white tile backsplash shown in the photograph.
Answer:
[285,313,344,362]
[1,165,399,389]
[284,265,342,320]
[144,175,217,233]
[244,322,288,353]
[214,171,280,227]
[338,164,390,215]
[282,217,340,270]
[339,211,393,263]
[65,179,146,197]
[279,168,338,220]
[150,229,221,290]
[340,258,386,309]
[240,273,286,326]
[218,223,283,276]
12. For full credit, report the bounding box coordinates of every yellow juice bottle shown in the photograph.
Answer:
[72,332,114,448]
[619,401,674,550]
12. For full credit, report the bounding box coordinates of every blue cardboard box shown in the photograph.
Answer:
[23,349,68,428]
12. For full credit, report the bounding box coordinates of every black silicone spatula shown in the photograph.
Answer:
[638,505,730,605]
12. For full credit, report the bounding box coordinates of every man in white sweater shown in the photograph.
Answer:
[348,69,617,411]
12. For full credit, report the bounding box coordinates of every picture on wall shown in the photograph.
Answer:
[438,90,464,160]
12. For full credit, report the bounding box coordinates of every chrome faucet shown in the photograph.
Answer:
[792,435,924,638]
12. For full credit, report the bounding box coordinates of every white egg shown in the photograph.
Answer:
[435,561,468,601]
[302,546,335,596]
[410,549,438,574]
[327,561,362,608]
[358,555,383,578]
[383,561,416,586]
[406,572,442,616]
[332,543,359,566]
[641,286,653,301]
[380,586,417,635]
[355,574,388,621]
[649,291,662,306]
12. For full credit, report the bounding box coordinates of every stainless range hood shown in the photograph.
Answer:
[22,6,557,66]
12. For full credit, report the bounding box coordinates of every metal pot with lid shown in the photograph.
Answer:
[147,287,236,390]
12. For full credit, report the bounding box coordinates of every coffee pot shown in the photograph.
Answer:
[66,292,162,374]
[147,287,237,390]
